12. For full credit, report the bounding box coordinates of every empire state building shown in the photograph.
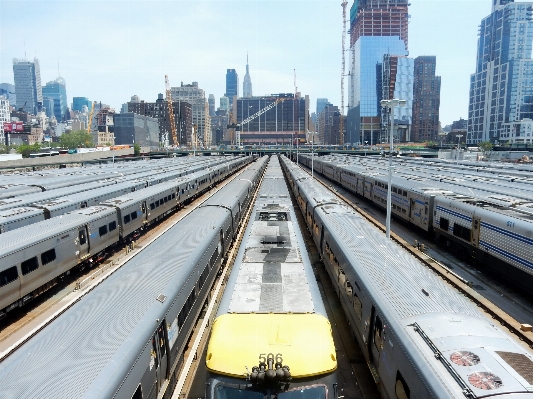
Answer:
[243,54,253,98]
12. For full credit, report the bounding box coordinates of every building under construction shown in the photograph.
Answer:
[347,0,409,145]
[233,94,309,145]
[128,94,192,146]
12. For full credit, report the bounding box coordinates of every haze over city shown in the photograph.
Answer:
[1,0,494,125]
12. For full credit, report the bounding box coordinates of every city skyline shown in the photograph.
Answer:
[0,0,501,125]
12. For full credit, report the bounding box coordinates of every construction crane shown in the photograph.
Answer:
[227,97,287,147]
[165,75,178,147]
[340,0,348,146]
[87,101,96,135]
[294,69,298,148]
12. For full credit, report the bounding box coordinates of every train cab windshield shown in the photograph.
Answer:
[214,385,327,399]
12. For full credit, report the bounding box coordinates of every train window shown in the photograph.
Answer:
[373,315,383,351]
[453,223,471,240]
[131,385,142,399]
[395,371,410,399]
[158,325,166,358]
[41,249,56,265]
[21,257,39,275]
[353,292,362,320]
[403,191,407,196]
[150,203,155,210]
[151,337,159,370]
[124,214,131,224]
[99,225,108,237]
[79,229,87,245]
[109,221,117,231]
[172,193,176,199]
[199,265,209,289]
[131,211,137,220]
[440,217,449,231]
[0,266,18,287]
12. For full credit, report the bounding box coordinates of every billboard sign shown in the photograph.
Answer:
[3,122,24,132]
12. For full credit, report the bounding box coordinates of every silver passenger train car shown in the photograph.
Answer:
[0,157,268,399]
[0,157,250,319]
[205,156,339,399]
[282,156,533,399]
[298,154,533,290]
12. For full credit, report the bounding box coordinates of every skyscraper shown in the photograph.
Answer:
[12,58,42,114]
[411,56,441,142]
[243,55,253,98]
[72,97,91,112]
[225,69,239,106]
[378,55,414,143]
[171,82,211,146]
[0,83,16,107]
[347,0,409,145]
[468,0,533,145]
[316,98,329,116]
[208,94,215,116]
[42,77,68,121]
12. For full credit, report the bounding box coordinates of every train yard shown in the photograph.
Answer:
[0,154,532,399]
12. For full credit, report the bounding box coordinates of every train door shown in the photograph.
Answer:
[367,306,382,368]
[409,198,416,223]
[471,216,481,247]
[151,322,169,393]
[141,201,148,223]
[77,226,90,260]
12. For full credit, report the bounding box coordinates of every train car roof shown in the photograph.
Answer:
[0,205,231,398]
[0,206,115,256]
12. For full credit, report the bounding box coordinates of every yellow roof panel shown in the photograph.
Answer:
[206,313,337,378]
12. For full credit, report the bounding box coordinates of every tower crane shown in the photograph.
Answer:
[87,101,96,136]
[227,97,286,147]
[340,0,348,146]
[165,75,178,147]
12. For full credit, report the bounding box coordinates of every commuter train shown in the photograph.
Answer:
[0,156,234,233]
[0,157,268,399]
[0,156,250,319]
[298,154,533,290]
[281,156,533,399]
[205,156,339,399]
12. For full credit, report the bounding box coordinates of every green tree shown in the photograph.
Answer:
[59,130,94,149]
[133,143,141,156]
[16,143,42,158]
[478,141,493,153]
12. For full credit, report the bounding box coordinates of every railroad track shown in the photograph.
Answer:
[0,169,248,362]
[301,165,533,350]
[170,161,266,399]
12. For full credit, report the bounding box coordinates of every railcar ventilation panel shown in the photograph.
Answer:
[468,372,503,390]
[496,351,533,384]
[450,351,480,366]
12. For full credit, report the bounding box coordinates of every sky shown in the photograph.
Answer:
[0,0,498,125]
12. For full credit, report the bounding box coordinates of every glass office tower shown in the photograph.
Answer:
[468,0,533,144]
[225,69,239,106]
[347,0,409,145]
[349,36,407,144]
[379,54,414,143]
[42,77,68,122]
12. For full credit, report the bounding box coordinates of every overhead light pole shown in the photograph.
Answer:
[438,131,447,149]
[380,98,406,239]
[456,134,463,164]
